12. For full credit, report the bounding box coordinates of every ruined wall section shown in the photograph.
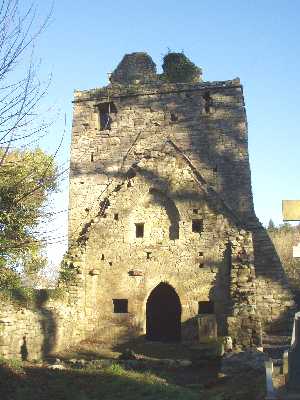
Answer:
[0,285,88,360]
[69,79,254,244]
[65,151,260,346]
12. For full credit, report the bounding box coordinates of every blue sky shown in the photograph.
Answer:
[21,0,300,267]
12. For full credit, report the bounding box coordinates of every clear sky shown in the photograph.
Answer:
[21,0,300,268]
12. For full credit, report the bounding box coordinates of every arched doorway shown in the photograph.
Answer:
[146,282,181,342]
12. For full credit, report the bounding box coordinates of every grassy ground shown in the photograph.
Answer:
[0,360,200,400]
[0,337,266,400]
[0,351,266,400]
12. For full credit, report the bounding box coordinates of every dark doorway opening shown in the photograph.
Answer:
[146,282,181,342]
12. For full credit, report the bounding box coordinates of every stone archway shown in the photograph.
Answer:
[146,282,181,342]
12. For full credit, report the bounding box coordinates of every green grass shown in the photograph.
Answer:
[0,355,265,400]
[0,362,199,400]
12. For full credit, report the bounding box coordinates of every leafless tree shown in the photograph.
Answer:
[0,0,53,162]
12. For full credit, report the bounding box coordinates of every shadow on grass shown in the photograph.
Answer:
[0,360,266,400]
[114,336,193,359]
[0,363,200,400]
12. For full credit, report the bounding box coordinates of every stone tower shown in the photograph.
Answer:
[1,52,296,362]
[67,52,295,346]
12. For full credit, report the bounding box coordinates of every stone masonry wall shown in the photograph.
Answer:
[0,53,295,360]
[0,285,89,360]
[67,52,295,340]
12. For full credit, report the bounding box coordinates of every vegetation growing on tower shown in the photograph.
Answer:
[161,52,201,83]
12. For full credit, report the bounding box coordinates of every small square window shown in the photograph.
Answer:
[135,223,144,238]
[192,219,203,234]
[198,301,214,314]
[113,299,128,313]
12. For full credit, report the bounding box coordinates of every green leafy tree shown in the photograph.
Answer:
[0,1,57,289]
[0,148,57,287]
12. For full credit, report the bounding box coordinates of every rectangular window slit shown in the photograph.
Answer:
[135,223,144,238]
[192,219,203,234]
[198,301,214,314]
[101,254,105,260]
[114,213,119,221]
[108,261,112,266]
[91,152,94,162]
[146,252,151,260]
[113,299,128,313]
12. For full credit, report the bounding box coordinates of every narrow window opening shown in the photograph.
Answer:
[199,263,205,268]
[199,252,204,257]
[91,152,94,162]
[100,110,111,130]
[203,91,213,114]
[108,261,113,266]
[198,301,214,314]
[97,102,117,131]
[146,252,152,260]
[193,208,199,214]
[192,219,203,234]
[135,223,144,238]
[113,299,128,313]
[170,112,178,122]
[101,254,105,261]
[114,213,119,221]
[127,181,132,188]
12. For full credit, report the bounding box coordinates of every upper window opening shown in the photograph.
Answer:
[170,112,178,122]
[97,102,117,131]
[135,223,144,238]
[193,209,199,214]
[113,299,128,313]
[203,92,213,114]
[192,219,203,234]
[198,301,214,314]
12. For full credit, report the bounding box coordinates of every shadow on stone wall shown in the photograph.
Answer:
[35,290,57,358]
[70,75,296,340]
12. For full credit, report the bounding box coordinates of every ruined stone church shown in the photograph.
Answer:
[0,52,296,360]
[66,52,295,346]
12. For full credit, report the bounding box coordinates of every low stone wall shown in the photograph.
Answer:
[0,289,87,361]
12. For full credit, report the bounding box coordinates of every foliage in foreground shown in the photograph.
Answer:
[0,148,58,289]
[0,362,199,400]
[0,357,265,400]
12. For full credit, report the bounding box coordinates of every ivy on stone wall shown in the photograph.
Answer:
[0,287,64,308]
[59,259,78,284]
[161,52,201,83]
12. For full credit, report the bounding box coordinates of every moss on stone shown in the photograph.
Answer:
[161,52,201,83]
